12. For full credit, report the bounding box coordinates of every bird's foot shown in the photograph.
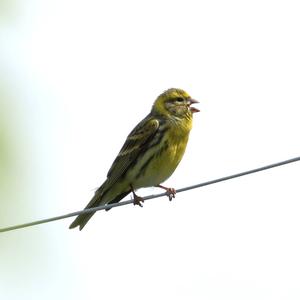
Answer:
[131,185,144,207]
[133,194,144,207]
[157,185,176,201]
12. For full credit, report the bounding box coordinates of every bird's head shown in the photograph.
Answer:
[152,88,199,118]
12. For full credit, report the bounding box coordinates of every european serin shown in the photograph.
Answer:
[69,88,199,230]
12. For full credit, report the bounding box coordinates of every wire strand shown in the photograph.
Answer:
[0,156,299,233]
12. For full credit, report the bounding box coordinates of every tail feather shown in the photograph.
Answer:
[69,187,131,231]
[69,189,103,230]
[105,190,131,211]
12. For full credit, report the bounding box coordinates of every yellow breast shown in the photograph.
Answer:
[133,116,193,188]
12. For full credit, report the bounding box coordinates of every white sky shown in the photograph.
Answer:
[1,0,300,299]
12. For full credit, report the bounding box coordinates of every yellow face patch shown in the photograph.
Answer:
[152,88,191,117]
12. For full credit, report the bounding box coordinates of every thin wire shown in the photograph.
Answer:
[0,156,299,233]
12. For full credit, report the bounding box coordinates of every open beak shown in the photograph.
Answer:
[189,98,200,113]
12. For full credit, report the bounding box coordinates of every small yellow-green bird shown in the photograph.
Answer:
[69,88,199,230]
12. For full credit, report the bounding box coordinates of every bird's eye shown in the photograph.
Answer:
[175,97,184,103]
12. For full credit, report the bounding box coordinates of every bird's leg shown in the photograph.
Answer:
[130,185,144,207]
[156,184,176,201]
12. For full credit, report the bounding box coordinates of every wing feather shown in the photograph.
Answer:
[105,116,160,187]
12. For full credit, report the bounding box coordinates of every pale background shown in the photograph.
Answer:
[1,0,300,299]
